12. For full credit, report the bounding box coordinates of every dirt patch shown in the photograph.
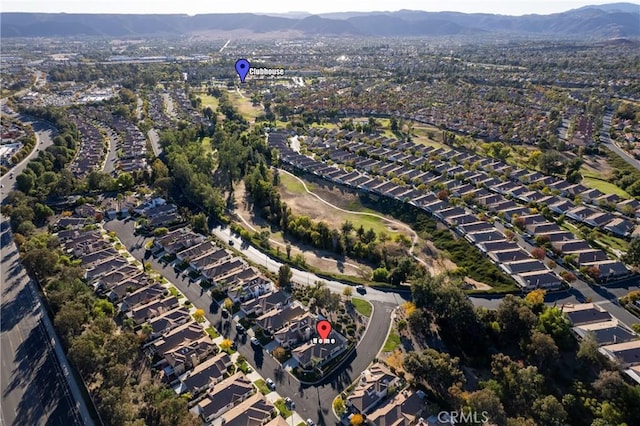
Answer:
[463,277,493,291]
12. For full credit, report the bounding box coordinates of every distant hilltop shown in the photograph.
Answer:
[1,3,639,38]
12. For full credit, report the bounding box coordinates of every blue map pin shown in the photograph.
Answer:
[235,59,250,83]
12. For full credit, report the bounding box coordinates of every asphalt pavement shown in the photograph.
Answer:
[493,222,640,327]
[1,216,87,426]
[105,218,403,425]
[0,116,56,199]
[1,117,94,426]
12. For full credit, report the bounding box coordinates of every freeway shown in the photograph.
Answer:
[105,218,406,425]
[1,117,94,426]
[1,217,86,426]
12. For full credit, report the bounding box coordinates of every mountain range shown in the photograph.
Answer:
[1,3,639,38]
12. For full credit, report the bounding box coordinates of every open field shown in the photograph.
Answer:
[198,94,219,110]
[582,176,630,198]
[278,172,413,238]
[278,170,457,277]
[232,181,372,277]
[227,89,263,121]
[411,124,448,149]
[581,161,630,198]
[278,171,313,194]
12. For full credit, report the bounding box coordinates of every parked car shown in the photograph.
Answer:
[285,397,295,409]
[250,337,260,346]
[306,419,315,426]
[235,323,246,334]
[228,239,234,246]
[356,285,366,294]
[266,378,276,390]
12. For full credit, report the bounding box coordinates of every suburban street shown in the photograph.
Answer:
[102,126,119,175]
[105,218,404,425]
[601,108,640,171]
[494,221,640,327]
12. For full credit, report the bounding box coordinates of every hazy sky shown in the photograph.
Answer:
[3,1,637,16]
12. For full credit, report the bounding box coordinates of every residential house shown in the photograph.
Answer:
[92,264,142,291]
[256,305,306,335]
[118,283,168,313]
[365,390,427,426]
[292,330,348,372]
[598,340,640,368]
[500,259,548,275]
[150,322,207,357]
[572,320,637,346]
[604,218,636,237]
[514,271,562,291]
[551,239,592,254]
[273,311,315,349]
[147,307,192,341]
[163,335,217,377]
[106,276,150,302]
[241,291,291,317]
[582,260,630,281]
[347,363,399,414]
[562,304,613,326]
[214,393,276,426]
[566,206,597,222]
[488,249,530,264]
[196,372,255,423]
[477,240,518,254]
[583,212,616,228]
[571,249,609,266]
[129,296,180,324]
[179,352,233,395]
[465,229,505,244]
[85,257,128,281]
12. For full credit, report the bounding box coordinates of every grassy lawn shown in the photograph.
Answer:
[274,399,292,418]
[310,122,339,130]
[382,330,401,352]
[205,326,219,339]
[596,233,630,253]
[582,176,630,198]
[198,94,219,110]
[277,173,408,237]
[411,124,448,149]
[351,297,372,317]
[279,172,313,194]
[237,359,252,374]
[254,379,271,395]
[227,90,263,121]
[168,286,184,299]
[200,136,214,155]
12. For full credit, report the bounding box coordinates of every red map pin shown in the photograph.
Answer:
[316,320,332,341]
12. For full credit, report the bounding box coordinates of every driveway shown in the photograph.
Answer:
[105,219,400,425]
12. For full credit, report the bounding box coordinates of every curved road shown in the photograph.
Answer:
[0,116,56,195]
